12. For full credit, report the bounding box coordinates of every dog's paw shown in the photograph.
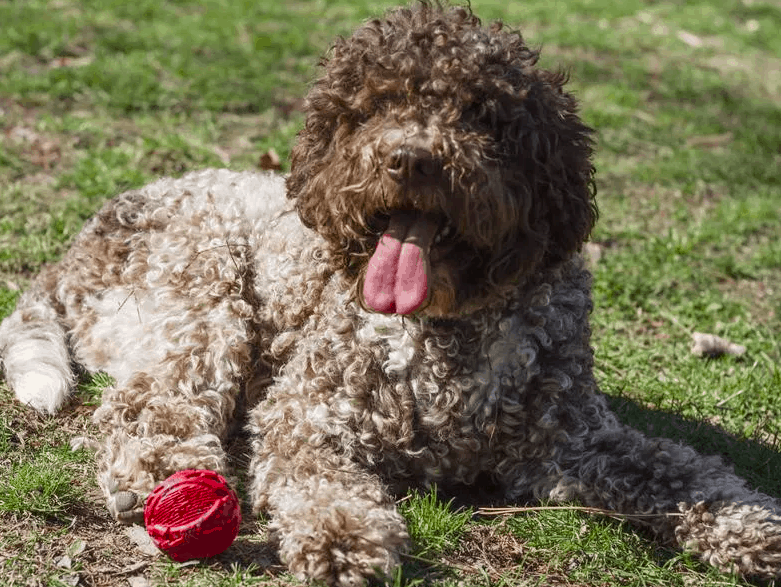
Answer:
[677,501,781,578]
[105,480,146,525]
[96,432,229,525]
[273,499,407,587]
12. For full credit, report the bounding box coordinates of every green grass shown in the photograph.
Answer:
[0,446,86,516]
[503,506,734,587]
[0,0,780,585]
[399,486,472,558]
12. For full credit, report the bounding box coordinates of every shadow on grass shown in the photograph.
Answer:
[212,534,284,577]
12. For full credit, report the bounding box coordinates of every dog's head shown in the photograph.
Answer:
[288,1,597,318]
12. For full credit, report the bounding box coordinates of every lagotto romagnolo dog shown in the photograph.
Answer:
[1,3,780,585]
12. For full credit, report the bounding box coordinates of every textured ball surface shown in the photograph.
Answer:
[144,469,241,561]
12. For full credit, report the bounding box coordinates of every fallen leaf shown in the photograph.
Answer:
[691,332,746,357]
[125,526,161,557]
[258,148,282,170]
[67,538,87,558]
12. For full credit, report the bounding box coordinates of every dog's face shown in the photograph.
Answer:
[288,3,596,318]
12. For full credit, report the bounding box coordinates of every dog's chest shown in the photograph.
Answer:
[355,312,544,462]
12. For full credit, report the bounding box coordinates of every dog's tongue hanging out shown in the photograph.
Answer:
[363,212,438,314]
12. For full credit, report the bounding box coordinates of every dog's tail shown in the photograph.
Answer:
[0,273,74,415]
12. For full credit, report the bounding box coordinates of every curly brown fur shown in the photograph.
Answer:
[1,3,780,585]
[289,2,596,317]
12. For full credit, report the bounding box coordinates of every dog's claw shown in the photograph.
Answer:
[113,490,138,512]
[107,488,144,525]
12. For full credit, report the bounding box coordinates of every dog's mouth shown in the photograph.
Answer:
[362,210,455,315]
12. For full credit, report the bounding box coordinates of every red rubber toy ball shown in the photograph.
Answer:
[144,469,241,562]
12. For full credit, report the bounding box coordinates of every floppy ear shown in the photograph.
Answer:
[286,85,339,232]
[510,71,598,263]
[287,125,328,232]
[287,34,367,234]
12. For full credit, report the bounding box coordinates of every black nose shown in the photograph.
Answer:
[386,146,439,183]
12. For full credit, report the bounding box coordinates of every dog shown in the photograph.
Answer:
[1,3,779,585]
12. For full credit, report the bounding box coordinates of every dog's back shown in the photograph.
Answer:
[0,169,290,414]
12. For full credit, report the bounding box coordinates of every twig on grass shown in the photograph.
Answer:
[476,504,683,522]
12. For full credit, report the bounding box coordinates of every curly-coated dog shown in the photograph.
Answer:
[1,3,780,585]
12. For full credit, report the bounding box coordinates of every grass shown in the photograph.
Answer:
[500,506,734,587]
[399,487,472,558]
[0,0,780,585]
[0,445,86,516]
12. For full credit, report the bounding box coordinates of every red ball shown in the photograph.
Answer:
[144,469,241,562]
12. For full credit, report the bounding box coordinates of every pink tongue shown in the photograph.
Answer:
[363,214,436,315]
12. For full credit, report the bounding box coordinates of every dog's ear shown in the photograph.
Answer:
[287,121,326,231]
[287,36,363,234]
[509,71,598,263]
[286,85,346,234]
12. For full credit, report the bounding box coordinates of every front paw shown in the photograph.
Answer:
[273,498,408,586]
[107,488,145,524]
[97,432,229,524]
[102,475,150,524]
[676,501,781,578]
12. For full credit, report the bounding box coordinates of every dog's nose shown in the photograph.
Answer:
[386,146,439,183]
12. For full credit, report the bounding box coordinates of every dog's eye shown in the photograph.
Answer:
[464,101,508,144]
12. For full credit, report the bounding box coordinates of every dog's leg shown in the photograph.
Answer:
[91,297,255,524]
[506,401,781,578]
[247,389,408,587]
